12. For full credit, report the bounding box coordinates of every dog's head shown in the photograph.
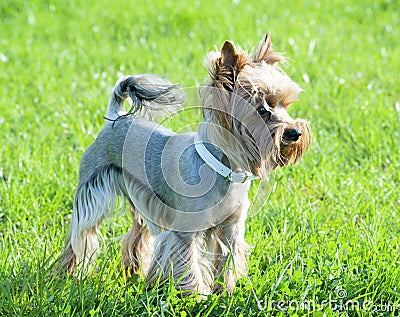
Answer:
[200,33,311,179]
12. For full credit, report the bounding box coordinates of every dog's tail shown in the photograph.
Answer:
[105,74,185,123]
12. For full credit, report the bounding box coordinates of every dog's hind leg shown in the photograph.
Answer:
[122,205,154,277]
[146,230,213,295]
[60,167,123,273]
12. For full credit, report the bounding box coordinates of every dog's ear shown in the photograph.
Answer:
[252,32,285,65]
[221,41,238,71]
[218,41,248,90]
[202,41,248,130]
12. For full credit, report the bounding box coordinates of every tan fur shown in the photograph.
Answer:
[252,32,285,65]
[211,198,249,293]
[202,34,310,179]
[122,206,154,276]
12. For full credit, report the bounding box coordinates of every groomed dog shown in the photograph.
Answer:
[60,33,310,294]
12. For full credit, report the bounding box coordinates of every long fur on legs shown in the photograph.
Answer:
[61,166,125,272]
[146,231,213,294]
[122,206,154,276]
[211,201,249,293]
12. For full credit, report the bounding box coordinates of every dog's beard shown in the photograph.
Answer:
[228,118,311,179]
[263,119,311,170]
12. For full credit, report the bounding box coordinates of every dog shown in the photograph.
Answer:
[60,32,311,294]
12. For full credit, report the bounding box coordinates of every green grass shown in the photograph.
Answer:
[1,0,399,316]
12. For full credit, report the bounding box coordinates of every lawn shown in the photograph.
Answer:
[0,0,399,316]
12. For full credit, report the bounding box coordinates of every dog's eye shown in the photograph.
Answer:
[257,106,271,119]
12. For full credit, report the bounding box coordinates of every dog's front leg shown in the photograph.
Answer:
[213,203,249,294]
[146,230,213,295]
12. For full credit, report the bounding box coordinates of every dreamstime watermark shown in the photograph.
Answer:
[263,288,399,313]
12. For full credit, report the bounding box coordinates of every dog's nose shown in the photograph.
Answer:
[285,128,302,142]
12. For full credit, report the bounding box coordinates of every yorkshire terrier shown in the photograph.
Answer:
[60,32,311,294]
